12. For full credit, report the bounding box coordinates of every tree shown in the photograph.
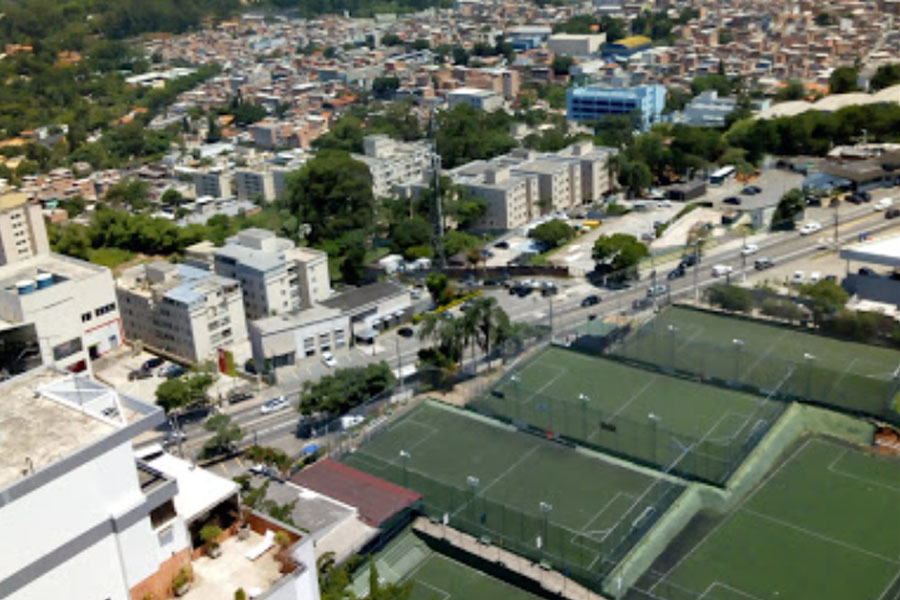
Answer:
[829,66,859,94]
[761,297,806,322]
[435,104,516,169]
[155,372,214,413]
[664,87,691,114]
[870,63,900,91]
[380,33,403,46]
[105,179,151,211]
[551,54,575,76]
[800,279,850,315]
[452,46,469,66]
[425,272,451,304]
[724,94,754,129]
[366,563,412,600]
[206,114,222,143]
[592,234,649,279]
[201,413,242,459]
[706,284,754,313]
[389,217,432,259]
[339,231,368,285]
[372,76,400,99]
[774,80,806,102]
[529,219,575,248]
[771,188,805,230]
[298,363,395,415]
[691,74,733,97]
[311,116,365,153]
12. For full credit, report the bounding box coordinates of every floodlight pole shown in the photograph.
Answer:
[732,338,744,382]
[579,393,589,439]
[648,413,661,466]
[539,501,552,562]
[511,374,520,422]
[399,450,411,486]
[804,353,816,398]
[467,475,480,522]
[667,324,678,369]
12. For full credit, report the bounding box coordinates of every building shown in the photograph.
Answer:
[0,368,191,600]
[449,163,537,231]
[212,228,331,320]
[116,261,248,363]
[447,87,504,112]
[603,35,652,56]
[193,167,233,199]
[567,84,666,130]
[352,135,432,198]
[547,33,607,57]
[0,194,49,266]
[677,90,771,128]
[507,25,552,51]
[320,280,412,342]
[235,167,277,202]
[0,252,123,373]
[249,304,350,371]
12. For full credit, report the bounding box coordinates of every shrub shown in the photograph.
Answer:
[235,589,247,600]
[760,297,805,322]
[707,284,754,313]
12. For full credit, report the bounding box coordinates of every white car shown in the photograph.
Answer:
[260,396,289,415]
[799,221,822,235]
[321,351,337,368]
[792,270,805,285]
[809,271,821,283]
[711,264,734,277]
[740,243,759,256]
[873,198,894,211]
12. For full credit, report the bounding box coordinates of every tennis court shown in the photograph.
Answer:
[471,346,784,484]
[343,401,683,591]
[350,529,542,600]
[632,437,900,600]
[616,306,900,421]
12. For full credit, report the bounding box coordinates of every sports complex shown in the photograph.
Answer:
[340,304,900,600]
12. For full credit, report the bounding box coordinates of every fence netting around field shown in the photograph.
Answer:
[340,433,684,595]
[611,317,900,426]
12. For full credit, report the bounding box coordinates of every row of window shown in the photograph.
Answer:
[81,302,117,323]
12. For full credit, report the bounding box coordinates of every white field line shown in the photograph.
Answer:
[827,450,900,494]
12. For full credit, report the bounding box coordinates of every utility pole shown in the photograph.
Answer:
[428,113,446,268]
[693,241,700,302]
[395,336,404,394]
[741,228,747,283]
[833,204,839,250]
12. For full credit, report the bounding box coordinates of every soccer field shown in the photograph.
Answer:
[343,401,683,590]
[617,306,900,422]
[472,346,784,484]
[633,438,900,600]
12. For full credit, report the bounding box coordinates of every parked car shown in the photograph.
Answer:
[632,297,653,310]
[723,196,742,205]
[321,351,337,368]
[581,295,601,307]
[740,243,759,256]
[809,271,821,283]
[260,396,290,415]
[646,284,668,298]
[858,267,878,276]
[142,357,164,371]
[754,257,775,270]
[605,278,632,290]
[799,221,822,235]
[873,198,894,211]
[711,264,734,277]
[741,185,762,195]
[845,193,864,205]
[792,270,805,285]
[859,191,872,202]
[159,363,186,379]
[162,430,186,447]
[667,265,686,280]
[128,368,152,381]
[397,326,415,338]
[494,240,510,249]
[886,208,900,220]
[227,391,254,405]
[680,254,698,268]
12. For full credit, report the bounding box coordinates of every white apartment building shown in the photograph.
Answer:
[116,261,248,364]
[235,167,277,202]
[352,135,432,198]
[0,368,191,600]
[447,87,504,112]
[0,194,49,266]
[450,163,537,230]
[193,167,233,199]
[212,228,331,320]
[0,253,123,373]
[547,33,607,57]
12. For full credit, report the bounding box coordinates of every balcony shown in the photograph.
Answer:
[185,530,283,600]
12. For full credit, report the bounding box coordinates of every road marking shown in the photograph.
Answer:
[827,450,900,494]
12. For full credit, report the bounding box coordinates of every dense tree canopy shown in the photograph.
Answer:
[436,104,517,169]
[592,233,648,279]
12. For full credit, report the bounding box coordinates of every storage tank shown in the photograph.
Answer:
[16,280,35,295]
[36,273,53,290]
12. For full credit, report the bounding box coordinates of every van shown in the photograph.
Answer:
[711,264,733,277]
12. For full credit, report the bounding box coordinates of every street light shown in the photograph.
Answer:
[648,412,661,465]
[539,501,553,561]
[579,393,590,439]
[399,450,411,485]
[510,374,520,421]
[804,353,816,398]
[466,475,480,524]
[732,338,744,382]
[667,325,678,368]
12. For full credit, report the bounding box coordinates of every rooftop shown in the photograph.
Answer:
[185,530,283,600]
[840,233,900,268]
[252,304,343,335]
[142,448,239,523]
[0,369,142,490]
[0,252,105,293]
[320,281,408,314]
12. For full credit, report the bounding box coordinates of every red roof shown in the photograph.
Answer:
[290,459,421,527]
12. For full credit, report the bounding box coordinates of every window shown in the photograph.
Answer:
[81,312,92,323]
[52,337,83,361]
[150,499,176,529]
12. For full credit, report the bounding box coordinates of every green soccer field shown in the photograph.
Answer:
[473,346,784,484]
[343,401,682,589]
[617,306,900,420]
[637,438,900,600]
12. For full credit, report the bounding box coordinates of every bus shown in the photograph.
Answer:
[709,165,735,185]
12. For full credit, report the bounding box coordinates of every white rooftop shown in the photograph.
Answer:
[839,234,900,268]
[144,450,239,522]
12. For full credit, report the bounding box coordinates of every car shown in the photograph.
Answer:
[494,240,510,249]
[227,391,254,405]
[605,278,632,290]
[799,221,822,235]
[410,289,422,300]
[792,270,805,285]
[249,463,268,476]
[321,351,337,368]
[142,357,164,371]
[873,198,894,211]
[646,284,668,298]
[581,295,601,307]
[809,271,821,283]
[754,257,775,270]
[723,196,742,205]
[859,191,872,202]
[128,368,152,381]
[397,326,415,338]
[711,264,733,277]
[162,430,186,447]
[260,396,289,415]
[886,208,900,220]
[656,200,672,208]
[741,186,762,195]
[740,243,759,256]
[667,265,686,280]
[825,274,837,282]
[460,300,474,312]
[632,297,653,310]
[845,193,864,205]
[680,254,698,268]
[858,267,878,276]
[159,364,186,379]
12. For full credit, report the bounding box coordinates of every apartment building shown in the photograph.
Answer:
[235,167,277,202]
[116,261,247,363]
[566,84,666,130]
[451,163,537,230]
[352,135,432,198]
[0,193,50,266]
[0,253,123,373]
[212,228,331,320]
[193,167,233,199]
[0,368,190,600]
[447,87,504,111]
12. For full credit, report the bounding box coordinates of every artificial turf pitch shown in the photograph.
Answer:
[474,346,784,484]
[635,437,900,600]
[343,401,682,585]
[618,306,900,420]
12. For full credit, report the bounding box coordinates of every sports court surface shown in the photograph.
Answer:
[633,438,900,600]
[617,306,900,421]
[473,346,784,484]
[343,401,683,588]
[350,529,542,600]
